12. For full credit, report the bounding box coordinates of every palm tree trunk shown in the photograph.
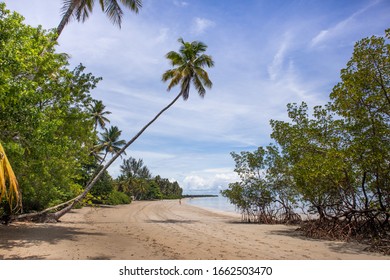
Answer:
[51,91,183,221]
[57,2,77,38]
[100,152,108,165]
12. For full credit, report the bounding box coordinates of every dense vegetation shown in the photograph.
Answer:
[0,3,182,221]
[222,29,390,253]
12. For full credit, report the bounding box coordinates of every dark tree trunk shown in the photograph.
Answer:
[57,2,77,38]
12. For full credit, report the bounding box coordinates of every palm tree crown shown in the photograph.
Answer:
[58,0,142,36]
[89,100,111,131]
[120,157,151,179]
[162,38,214,100]
[94,125,126,163]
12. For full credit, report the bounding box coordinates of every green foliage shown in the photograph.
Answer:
[270,102,347,217]
[116,157,183,200]
[226,29,389,233]
[222,147,300,223]
[328,29,390,222]
[144,180,163,200]
[105,190,131,205]
[154,175,183,199]
[0,4,102,211]
[120,157,152,179]
[88,169,114,204]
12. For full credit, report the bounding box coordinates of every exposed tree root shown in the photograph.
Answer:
[364,238,390,255]
[240,210,302,225]
[296,219,390,255]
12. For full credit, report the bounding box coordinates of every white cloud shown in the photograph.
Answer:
[191,17,216,35]
[182,168,239,193]
[183,175,208,189]
[173,1,189,7]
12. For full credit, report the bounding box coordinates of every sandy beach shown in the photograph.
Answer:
[0,200,389,260]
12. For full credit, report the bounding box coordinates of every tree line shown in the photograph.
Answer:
[222,29,390,252]
[90,157,183,205]
[0,1,214,222]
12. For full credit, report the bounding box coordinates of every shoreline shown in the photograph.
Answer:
[1,200,389,260]
[183,197,241,218]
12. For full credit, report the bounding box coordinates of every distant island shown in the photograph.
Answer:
[182,194,218,198]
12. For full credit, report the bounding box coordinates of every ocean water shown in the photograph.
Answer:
[185,196,238,214]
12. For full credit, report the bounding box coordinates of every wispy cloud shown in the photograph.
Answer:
[267,33,291,81]
[191,17,216,35]
[310,1,380,48]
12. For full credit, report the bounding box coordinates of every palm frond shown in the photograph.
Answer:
[102,0,124,27]
[73,0,94,22]
[0,143,22,213]
[191,40,207,53]
[120,0,142,13]
[195,67,213,89]
[180,76,191,100]
[165,51,183,66]
[195,54,214,68]
[61,0,77,19]
[59,0,141,33]
[161,69,175,82]
[192,74,206,98]
[163,69,182,91]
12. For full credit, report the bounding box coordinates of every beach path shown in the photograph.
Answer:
[0,200,388,260]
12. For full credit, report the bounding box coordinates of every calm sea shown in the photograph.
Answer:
[185,196,238,214]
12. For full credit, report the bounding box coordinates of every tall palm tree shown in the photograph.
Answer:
[94,126,126,163]
[57,0,142,37]
[89,100,111,131]
[22,38,214,221]
[120,157,151,179]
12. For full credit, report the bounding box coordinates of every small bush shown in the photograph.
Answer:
[106,190,131,205]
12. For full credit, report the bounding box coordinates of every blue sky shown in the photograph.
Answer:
[5,0,390,194]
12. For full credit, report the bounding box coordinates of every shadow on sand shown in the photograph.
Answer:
[0,223,104,259]
[269,227,374,256]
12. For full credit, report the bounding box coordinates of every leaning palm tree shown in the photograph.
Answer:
[17,38,214,222]
[89,100,111,131]
[57,0,142,37]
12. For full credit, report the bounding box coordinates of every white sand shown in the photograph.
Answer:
[1,200,388,260]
